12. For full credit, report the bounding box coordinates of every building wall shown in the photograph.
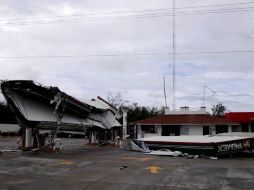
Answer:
[137,124,234,138]
[189,125,203,135]
[142,133,159,138]
[138,125,161,138]
[0,124,20,133]
[139,125,204,137]
[180,125,203,136]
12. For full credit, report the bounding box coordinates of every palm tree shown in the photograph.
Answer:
[211,103,227,117]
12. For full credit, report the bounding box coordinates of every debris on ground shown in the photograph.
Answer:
[120,165,128,170]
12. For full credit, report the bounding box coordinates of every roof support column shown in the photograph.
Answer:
[228,125,232,133]
[122,108,128,139]
[137,125,142,139]
[156,125,162,136]
[25,128,33,149]
[209,125,216,135]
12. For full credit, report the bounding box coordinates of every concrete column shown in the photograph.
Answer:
[22,128,26,148]
[104,130,107,142]
[122,108,128,139]
[134,125,137,139]
[209,126,216,135]
[25,128,33,148]
[91,131,97,144]
[111,130,114,141]
[137,125,142,139]
[228,125,232,133]
[157,125,162,136]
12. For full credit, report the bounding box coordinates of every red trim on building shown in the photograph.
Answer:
[225,112,254,123]
[136,114,234,125]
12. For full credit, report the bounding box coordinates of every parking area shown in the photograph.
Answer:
[1,137,254,190]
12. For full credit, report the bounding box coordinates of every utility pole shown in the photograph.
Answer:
[172,0,176,111]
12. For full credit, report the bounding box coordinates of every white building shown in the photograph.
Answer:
[0,124,20,134]
[135,107,239,139]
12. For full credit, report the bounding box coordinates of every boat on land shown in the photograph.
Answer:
[138,135,254,157]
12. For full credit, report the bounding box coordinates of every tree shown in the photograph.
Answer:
[107,91,128,109]
[126,103,164,124]
[106,92,164,122]
[211,102,227,117]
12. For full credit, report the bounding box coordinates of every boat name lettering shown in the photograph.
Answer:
[218,143,242,152]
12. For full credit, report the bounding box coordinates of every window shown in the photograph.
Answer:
[216,125,228,134]
[232,125,241,132]
[251,123,254,132]
[161,125,180,136]
[242,123,249,132]
[180,127,189,135]
[141,125,156,134]
[203,126,209,135]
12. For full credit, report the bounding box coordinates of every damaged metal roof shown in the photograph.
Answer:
[1,80,121,131]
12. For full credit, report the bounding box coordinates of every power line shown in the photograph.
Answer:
[0,8,171,22]
[0,50,253,59]
[175,6,254,16]
[175,1,254,10]
[1,1,254,22]
[0,53,170,58]
[175,50,254,55]
[1,6,254,26]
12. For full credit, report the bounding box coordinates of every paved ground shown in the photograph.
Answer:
[1,137,254,190]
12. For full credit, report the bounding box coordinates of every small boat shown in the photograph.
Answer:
[138,135,254,157]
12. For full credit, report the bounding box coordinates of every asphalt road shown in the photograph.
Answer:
[0,137,254,190]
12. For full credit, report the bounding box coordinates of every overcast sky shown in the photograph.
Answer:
[0,0,254,112]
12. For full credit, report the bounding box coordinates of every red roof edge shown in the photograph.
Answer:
[225,112,254,123]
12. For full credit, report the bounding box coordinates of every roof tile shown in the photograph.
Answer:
[136,114,232,125]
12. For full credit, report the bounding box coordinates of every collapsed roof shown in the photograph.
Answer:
[1,80,121,131]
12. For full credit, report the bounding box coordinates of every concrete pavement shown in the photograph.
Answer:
[1,137,254,190]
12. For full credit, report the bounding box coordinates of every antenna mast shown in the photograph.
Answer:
[163,76,168,107]
[202,84,216,107]
[172,0,176,111]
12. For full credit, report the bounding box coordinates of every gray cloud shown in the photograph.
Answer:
[0,0,254,111]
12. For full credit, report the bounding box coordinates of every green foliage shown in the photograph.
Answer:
[126,103,164,124]
[211,102,227,117]
[107,92,164,123]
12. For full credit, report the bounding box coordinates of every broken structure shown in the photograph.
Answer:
[1,80,121,150]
